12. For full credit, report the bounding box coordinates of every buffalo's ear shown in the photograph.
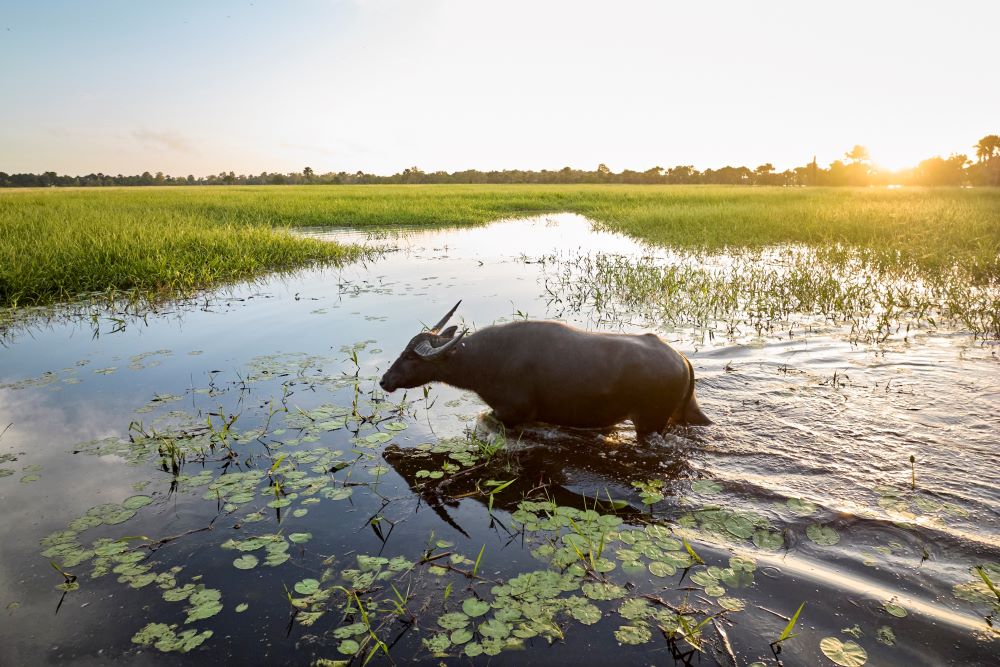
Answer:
[439,325,458,339]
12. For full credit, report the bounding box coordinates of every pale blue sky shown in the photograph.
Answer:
[2,0,997,175]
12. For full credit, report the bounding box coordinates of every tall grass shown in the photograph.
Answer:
[1,185,997,308]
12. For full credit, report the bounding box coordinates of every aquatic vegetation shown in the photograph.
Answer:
[541,245,1000,342]
[819,636,868,666]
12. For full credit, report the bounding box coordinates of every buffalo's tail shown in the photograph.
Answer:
[671,356,712,425]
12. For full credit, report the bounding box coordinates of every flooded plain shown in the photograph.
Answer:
[1,215,997,665]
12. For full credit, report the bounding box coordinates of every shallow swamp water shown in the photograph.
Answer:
[0,215,997,666]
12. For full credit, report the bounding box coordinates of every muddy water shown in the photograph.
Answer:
[0,215,997,665]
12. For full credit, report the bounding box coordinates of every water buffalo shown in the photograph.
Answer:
[379,301,710,435]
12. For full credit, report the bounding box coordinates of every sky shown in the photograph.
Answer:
[1,0,998,176]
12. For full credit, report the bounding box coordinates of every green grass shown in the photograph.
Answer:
[1,184,997,309]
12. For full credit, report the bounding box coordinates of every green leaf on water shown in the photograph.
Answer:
[787,497,818,516]
[883,600,907,617]
[122,495,153,510]
[20,474,40,483]
[323,487,353,501]
[294,578,320,595]
[649,560,676,577]
[704,584,726,597]
[292,508,308,518]
[570,601,602,624]
[478,618,511,639]
[582,582,626,600]
[235,602,249,613]
[384,421,408,431]
[819,637,868,666]
[438,612,469,630]
[365,432,393,444]
[462,598,490,618]
[618,598,652,621]
[614,623,652,645]
[875,625,895,645]
[690,571,717,587]
[691,479,723,494]
[423,633,451,654]
[724,515,755,539]
[337,639,360,655]
[233,555,258,570]
[806,524,840,546]
[718,597,745,612]
[753,529,784,551]
[450,628,474,644]
[332,623,367,639]
[288,532,312,544]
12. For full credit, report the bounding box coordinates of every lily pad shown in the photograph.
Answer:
[235,602,249,613]
[323,487,353,501]
[883,600,907,617]
[753,529,784,551]
[337,639,360,655]
[462,597,490,618]
[438,612,469,630]
[819,637,868,666]
[570,601,602,624]
[691,479,723,494]
[294,578,320,595]
[787,497,818,516]
[424,633,451,653]
[478,618,511,639]
[582,582,626,600]
[806,524,840,546]
[288,532,312,544]
[122,495,153,510]
[718,597,745,611]
[649,561,676,577]
[233,555,259,570]
[724,515,755,539]
[450,628,474,644]
[614,623,652,645]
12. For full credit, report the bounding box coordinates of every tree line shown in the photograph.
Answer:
[2,136,998,188]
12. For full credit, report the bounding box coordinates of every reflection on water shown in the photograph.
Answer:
[0,214,997,665]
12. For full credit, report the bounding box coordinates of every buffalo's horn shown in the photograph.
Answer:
[429,300,462,333]
[414,329,467,359]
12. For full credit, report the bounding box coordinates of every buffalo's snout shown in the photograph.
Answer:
[379,374,393,392]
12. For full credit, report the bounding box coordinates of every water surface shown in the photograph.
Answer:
[1,215,997,665]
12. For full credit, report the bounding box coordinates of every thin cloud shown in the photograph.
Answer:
[132,128,195,153]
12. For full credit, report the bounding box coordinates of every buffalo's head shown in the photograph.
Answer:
[379,301,467,392]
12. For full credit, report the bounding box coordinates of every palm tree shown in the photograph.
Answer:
[974,135,1000,163]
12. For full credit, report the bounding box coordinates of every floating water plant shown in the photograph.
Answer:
[819,636,868,666]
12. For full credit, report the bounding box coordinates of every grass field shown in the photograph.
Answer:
[1,185,998,311]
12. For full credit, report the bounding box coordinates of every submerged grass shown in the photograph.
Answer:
[1,185,998,311]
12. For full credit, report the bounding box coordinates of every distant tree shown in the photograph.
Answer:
[913,154,969,186]
[971,134,1000,186]
[303,166,315,182]
[974,135,1000,163]
[845,145,870,164]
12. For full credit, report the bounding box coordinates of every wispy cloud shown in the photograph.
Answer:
[132,128,195,153]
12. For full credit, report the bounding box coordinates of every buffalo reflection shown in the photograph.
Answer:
[382,415,697,536]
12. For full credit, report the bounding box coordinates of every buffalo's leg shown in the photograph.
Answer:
[633,416,668,440]
[491,402,534,430]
